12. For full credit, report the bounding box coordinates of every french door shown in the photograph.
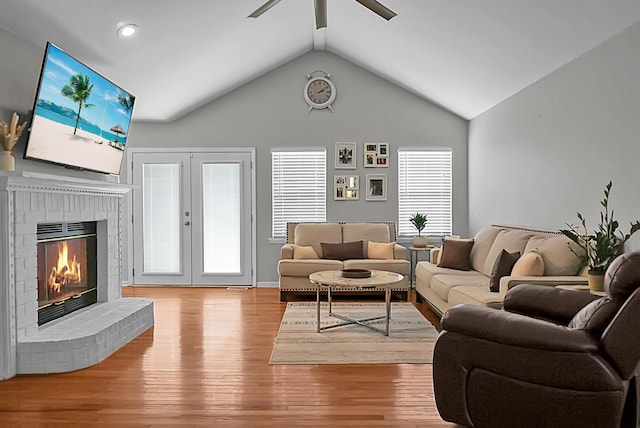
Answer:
[131,150,254,286]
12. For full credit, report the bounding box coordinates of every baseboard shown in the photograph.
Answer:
[257,281,279,288]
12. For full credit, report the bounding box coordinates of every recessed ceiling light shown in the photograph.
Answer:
[117,23,138,38]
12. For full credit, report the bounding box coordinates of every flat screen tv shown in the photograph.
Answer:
[24,42,135,175]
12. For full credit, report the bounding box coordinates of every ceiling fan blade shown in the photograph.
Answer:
[354,0,397,21]
[315,0,327,29]
[248,0,283,18]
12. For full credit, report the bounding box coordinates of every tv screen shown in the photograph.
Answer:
[24,42,135,175]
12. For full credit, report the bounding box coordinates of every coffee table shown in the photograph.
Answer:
[309,270,404,336]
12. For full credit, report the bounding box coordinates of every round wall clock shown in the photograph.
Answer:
[304,71,336,112]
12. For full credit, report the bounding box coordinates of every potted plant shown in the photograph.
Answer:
[560,181,640,291]
[409,212,429,248]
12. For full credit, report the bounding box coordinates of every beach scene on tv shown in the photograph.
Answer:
[25,43,135,175]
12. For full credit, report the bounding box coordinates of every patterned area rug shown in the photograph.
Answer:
[269,302,439,364]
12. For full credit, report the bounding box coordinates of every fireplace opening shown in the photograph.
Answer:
[37,222,98,325]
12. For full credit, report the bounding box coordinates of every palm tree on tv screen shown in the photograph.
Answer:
[61,73,95,135]
[117,93,135,113]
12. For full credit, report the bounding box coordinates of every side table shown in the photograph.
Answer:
[408,245,435,288]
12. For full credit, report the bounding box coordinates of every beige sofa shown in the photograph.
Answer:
[415,225,587,316]
[278,221,410,300]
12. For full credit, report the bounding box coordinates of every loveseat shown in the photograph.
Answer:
[278,221,410,301]
[415,225,587,316]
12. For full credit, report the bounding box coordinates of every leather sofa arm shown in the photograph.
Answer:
[441,304,599,353]
[499,275,588,294]
[393,243,407,259]
[503,283,600,325]
[280,243,294,260]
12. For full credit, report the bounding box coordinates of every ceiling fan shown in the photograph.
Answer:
[248,0,397,29]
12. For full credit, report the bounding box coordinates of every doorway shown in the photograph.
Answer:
[130,149,255,286]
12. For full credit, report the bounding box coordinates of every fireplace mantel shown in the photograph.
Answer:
[0,171,151,380]
[0,171,132,196]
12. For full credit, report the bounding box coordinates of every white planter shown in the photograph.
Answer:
[412,235,429,248]
[0,151,15,171]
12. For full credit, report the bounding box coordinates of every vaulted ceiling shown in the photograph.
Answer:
[1,0,640,122]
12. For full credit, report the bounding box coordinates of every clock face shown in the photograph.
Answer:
[307,79,332,104]
[304,76,336,109]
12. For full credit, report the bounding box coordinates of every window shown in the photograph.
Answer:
[398,148,452,237]
[272,149,326,238]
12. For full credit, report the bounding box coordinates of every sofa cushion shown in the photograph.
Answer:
[524,235,583,276]
[470,227,504,274]
[294,223,342,258]
[321,241,364,260]
[483,229,533,276]
[448,285,505,309]
[342,223,390,257]
[511,250,545,276]
[489,250,521,292]
[367,241,395,259]
[415,261,478,293]
[292,244,319,260]
[278,259,343,277]
[431,273,489,302]
[438,238,474,270]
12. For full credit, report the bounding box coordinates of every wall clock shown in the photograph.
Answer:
[304,70,336,113]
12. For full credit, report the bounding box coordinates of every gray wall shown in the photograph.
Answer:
[128,51,469,283]
[469,21,640,252]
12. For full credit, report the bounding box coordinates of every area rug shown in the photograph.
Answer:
[269,302,439,365]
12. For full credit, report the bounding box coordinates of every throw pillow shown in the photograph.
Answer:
[511,250,545,277]
[368,241,395,260]
[438,238,474,270]
[321,241,364,261]
[436,236,467,265]
[292,244,319,260]
[489,249,521,292]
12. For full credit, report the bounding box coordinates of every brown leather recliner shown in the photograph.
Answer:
[433,251,640,428]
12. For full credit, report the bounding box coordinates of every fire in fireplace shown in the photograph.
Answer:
[37,222,98,325]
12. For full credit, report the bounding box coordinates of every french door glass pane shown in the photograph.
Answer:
[143,163,181,273]
[202,163,241,273]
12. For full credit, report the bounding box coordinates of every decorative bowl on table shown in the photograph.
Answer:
[341,268,371,278]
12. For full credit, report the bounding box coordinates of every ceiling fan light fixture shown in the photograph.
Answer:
[248,0,396,27]
[117,23,138,38]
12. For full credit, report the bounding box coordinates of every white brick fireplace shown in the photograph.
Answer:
[0,171,153,380]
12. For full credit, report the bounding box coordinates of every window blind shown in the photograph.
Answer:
[398,149,452,237]
[272,149,326,238]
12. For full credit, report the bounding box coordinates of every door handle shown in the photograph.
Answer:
[184,221,190,226]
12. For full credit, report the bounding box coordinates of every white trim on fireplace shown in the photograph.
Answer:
[0,191,16,380]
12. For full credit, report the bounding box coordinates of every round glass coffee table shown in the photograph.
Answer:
[309,270,404,336]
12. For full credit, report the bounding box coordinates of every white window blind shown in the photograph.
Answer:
[398,149,452,237]
[272,149,326,238]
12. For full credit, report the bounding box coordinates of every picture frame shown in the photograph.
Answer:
[363,142,389,167]
[335,142,357,169]
[334,174,359,200]
[366,174,387,201]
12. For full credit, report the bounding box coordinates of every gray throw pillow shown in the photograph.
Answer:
[489,249,521,292]
[438,238,474,271]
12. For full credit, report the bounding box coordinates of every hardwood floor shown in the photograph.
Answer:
[0,287,453,427]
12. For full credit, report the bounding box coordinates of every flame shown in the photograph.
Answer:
[47,241,82,294]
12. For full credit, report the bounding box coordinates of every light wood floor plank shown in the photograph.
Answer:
[0,287,452,427]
